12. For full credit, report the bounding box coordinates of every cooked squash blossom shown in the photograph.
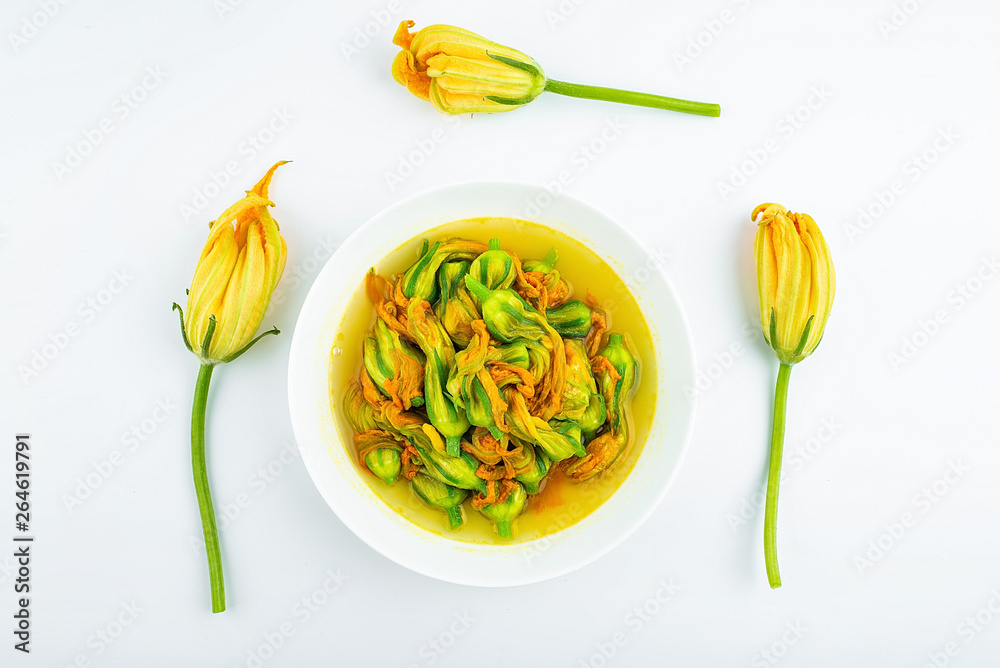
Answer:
[411,472,469,530]
[751,202,836,590]
[514,446,550,494]
[356,430,405,487]
[347,234,643,539]
[566,334,637,482]
[475,482,528,539]
[448,321,508,439]
[401,237,486,302]
[172,162,290,614]
[522,248,559,274]
[464,275,566,419]
[555,339,598,422]
[546,300,593,339]
[468,238,516,295]
[406,299,471,456]
[363,317,426,410]
[392,20,720,117]
[435,261,479,347]
[578,393,608,441]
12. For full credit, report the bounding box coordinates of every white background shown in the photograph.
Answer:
[3,1,1000,666]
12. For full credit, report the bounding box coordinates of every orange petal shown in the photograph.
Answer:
[392,50,432,101]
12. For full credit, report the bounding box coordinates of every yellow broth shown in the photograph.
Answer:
[329,217,657,544]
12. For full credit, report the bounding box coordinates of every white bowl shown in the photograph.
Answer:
[287,181,696,586]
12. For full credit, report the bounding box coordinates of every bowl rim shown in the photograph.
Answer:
[287,178,698,586]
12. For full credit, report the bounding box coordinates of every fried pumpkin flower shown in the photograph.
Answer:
[392,20,720,117]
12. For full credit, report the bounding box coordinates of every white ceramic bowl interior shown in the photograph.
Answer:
[287,181,696,586]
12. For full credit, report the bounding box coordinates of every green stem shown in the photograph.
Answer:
[764,363,792,589]
[191,363,226,613]
[544,79,720,117]
[445,506,464,531]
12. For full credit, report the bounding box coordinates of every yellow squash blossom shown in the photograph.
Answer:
[172,162,290,613]
[754,202,836,365]
[752,202,836,590]
[181,161,288,364]
[392,21,545,114]
[391,21,720,117]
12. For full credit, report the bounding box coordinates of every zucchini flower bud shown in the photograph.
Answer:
[176,161,288,365]
[435,261,479,347]
[401,238,486,302]
[355,431,404,487]
[363,318,426,410]
[566,333,637,481]
[546,300,593,339]
[392,22,546,115]
[406,299,471,456]
[752,202,837,590]
[411,472,469,530]
[753,203,836,366]
[468,238,516,297]
[475,481,528,539]
[391,21,720,118]
[555,339,598,421]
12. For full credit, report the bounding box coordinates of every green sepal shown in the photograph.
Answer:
[485,51,542,77]
[172,302,194,354]
[220,326,280,364]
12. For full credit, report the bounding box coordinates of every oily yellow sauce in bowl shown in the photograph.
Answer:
[329,217,657,543]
